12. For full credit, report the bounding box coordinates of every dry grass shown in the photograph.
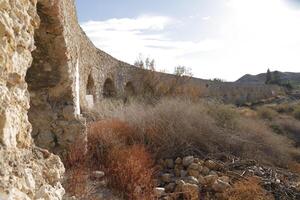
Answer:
[288,162,300,174]
[64,139,96,199]
[223,177,274,200]
[106,145,155,200]
[293,106,300,120]
[257,106,278,120]
[87,120,156,199]
[89,98,299,166]
[87,119,136,169]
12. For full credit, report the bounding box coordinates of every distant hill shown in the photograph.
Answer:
[236,71,300,85]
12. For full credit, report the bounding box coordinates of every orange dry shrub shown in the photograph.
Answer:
[106,145,155,200]
[87,119,136,168]
[64,139,95,199]
[288,162,300,174]
[223,177,274,200]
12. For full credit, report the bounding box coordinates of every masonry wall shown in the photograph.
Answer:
[0,0,65,199]
[26,0,86,155]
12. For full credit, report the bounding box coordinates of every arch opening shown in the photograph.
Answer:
[125,82,136,97]
[85,74,95,108]
[86,74,94,95]
[103,78,116,98]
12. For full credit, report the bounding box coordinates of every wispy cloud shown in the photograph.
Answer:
[80,1,300,81]
[80,15,222,75]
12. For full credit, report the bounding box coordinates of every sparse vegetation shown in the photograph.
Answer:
[223,177,274,200]
[88,98,299,166]
[257,106,278,120]
[293,106,300,120]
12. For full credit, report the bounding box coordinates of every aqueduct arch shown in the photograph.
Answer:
[103,78,117,98]
[125,81,136,97]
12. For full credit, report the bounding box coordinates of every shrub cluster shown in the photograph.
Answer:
[91,98,299,167]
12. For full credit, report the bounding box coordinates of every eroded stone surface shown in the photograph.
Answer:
[0,0,65,199]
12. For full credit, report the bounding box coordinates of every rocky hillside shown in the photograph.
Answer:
[236,71,300,85]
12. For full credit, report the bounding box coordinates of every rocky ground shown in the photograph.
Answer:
[154,155,300,200]
[64,155,300,200]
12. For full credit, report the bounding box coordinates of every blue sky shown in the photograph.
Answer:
[76,0,300,81]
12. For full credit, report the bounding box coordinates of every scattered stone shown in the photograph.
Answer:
[201,166,210,175]
[161,173,172,183]
[188,163,199,170]
[175,157,182,164]
[183,156,194,167]
[204,175,218,186]
[165,183,176,192]
[91,171,105,179]
[198,175,206,185]
[180,170,187,177]
[188,169,200,178]
[212,179,231,192]
[182,183,199,200]
[165,159,174,169]
[186,176,199,185]
[154,187,166,198]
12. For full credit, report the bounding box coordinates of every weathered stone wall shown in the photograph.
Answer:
[26,0,86,155]
[0,0,65,199]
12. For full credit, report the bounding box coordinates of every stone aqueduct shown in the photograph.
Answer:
[1,0,284,155]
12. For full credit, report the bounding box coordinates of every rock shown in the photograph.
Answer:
[180,170,188,177]
[182,183,199,200]
[209,171,218,176]
[165,183,176,192]
[175,157,182,164]
[188,163,199,170]
[154,187,165,198]
[188,169,200,178]
[219,176,230,183]
[201,166,210,175]
[204,160,217,170]
[212,179,231,192]
[174,168,181,177]
[186,176,199,185]
[198,175,206,185]
[165,159,174,169]
[183,156,194,167]
[91,171,105,179]
[204,175,219,186]
[161,173,172,183]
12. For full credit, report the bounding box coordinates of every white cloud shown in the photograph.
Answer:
[202,16,211,20]
[80,15,222,75]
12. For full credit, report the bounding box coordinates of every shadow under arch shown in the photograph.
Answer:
[103,78,116,98]
[124,81,136,97]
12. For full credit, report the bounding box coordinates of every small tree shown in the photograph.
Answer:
[265,69,272,84]
[134,54,155,71]
[272,70,281,84]
[174,65,193,77]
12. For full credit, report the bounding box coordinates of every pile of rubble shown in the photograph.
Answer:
[154,156,300,200]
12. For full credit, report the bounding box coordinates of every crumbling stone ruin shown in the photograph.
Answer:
[0,0,285,199]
